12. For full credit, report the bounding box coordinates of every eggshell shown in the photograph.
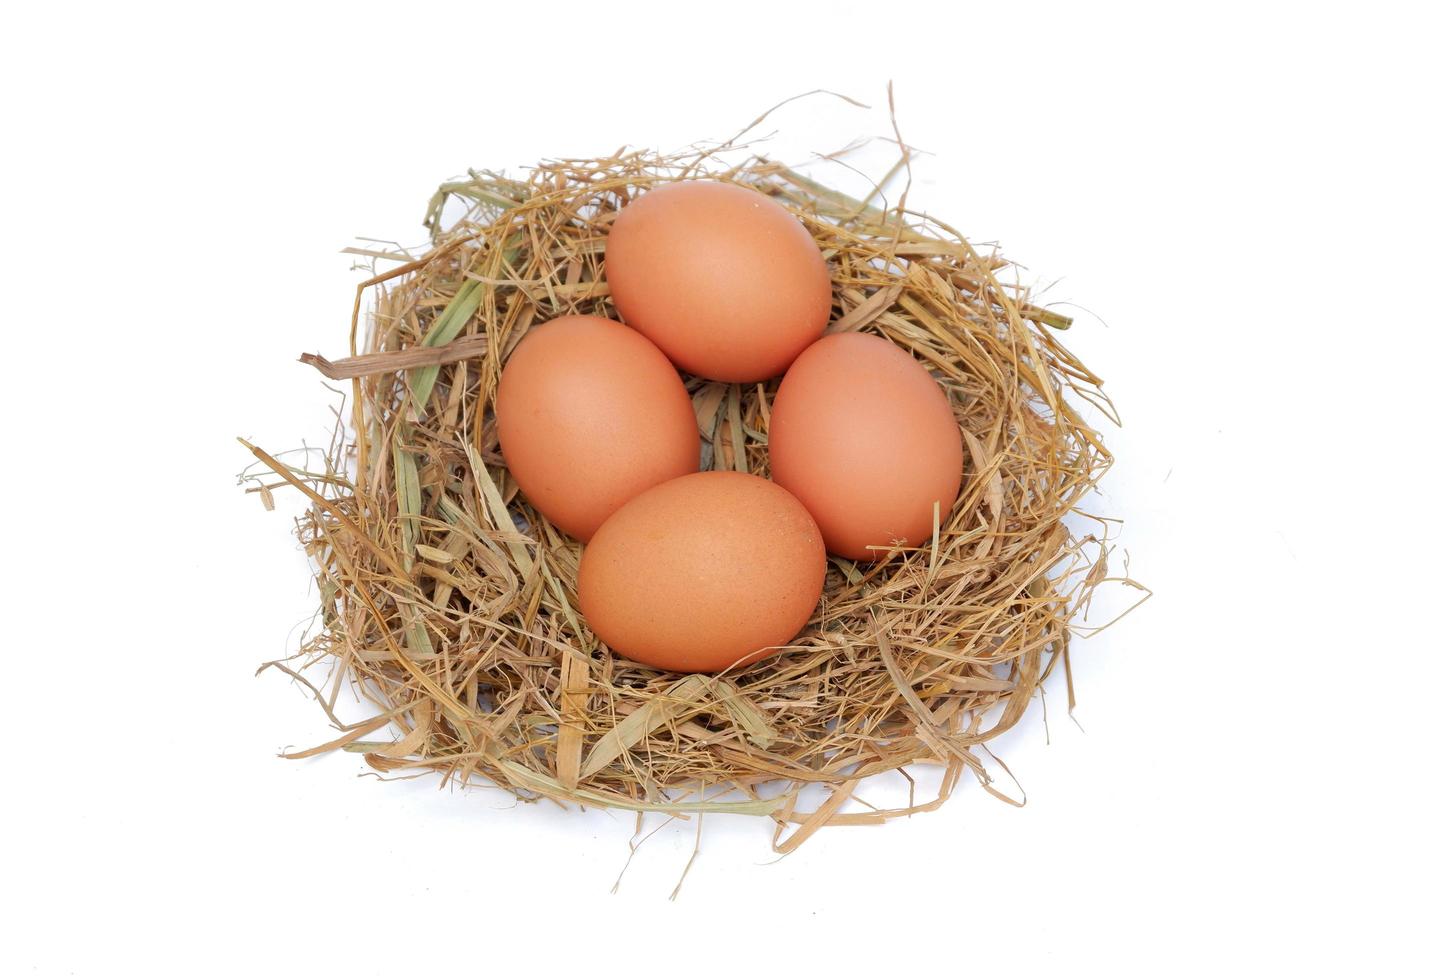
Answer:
[768,332,964,561]
[605,180,832,383]
[496,315,699,541]
[577,472,826,673]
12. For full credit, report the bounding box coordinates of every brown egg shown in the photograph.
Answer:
[577,472,826,673]
[605,180,832,383]
[495,315,699,541]
[768,332,964,561]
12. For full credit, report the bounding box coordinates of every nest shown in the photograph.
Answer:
[247,137,1128,852]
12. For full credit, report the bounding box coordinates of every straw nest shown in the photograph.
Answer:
[245,136,1131,852]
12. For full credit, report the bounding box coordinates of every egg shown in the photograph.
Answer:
[768,332,965,561]
[605,180,833,383]
[495,315,699,541]
[577,471,826,673]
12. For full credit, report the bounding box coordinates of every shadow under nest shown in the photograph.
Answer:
[254,147,1122,853]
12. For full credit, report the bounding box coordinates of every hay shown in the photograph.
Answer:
[245,127,1138,851]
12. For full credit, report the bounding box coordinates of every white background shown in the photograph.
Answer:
[3,1,1431,976]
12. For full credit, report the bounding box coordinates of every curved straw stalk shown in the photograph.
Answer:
[250,146,1130,851]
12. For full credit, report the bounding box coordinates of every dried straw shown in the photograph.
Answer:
[245,132,1139,851]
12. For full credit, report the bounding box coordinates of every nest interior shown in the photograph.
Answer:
[249,144,1121,852]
